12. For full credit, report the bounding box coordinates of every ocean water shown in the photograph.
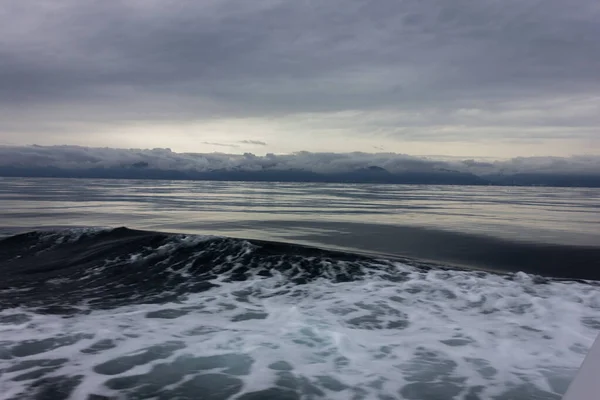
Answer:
[0,178,599,400]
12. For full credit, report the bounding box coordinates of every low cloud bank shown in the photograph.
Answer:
[0,145,599,187]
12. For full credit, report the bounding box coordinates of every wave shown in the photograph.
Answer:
[0,227,412,313]
[0,228,599,399]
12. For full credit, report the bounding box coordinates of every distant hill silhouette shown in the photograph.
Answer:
[2,165,599,187]
[0,165,488,185]
[1,145,599,187]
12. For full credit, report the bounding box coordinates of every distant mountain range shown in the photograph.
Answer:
[1,146,599,187]
[1,164,599,187]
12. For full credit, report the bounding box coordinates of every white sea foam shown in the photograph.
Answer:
[0,260,598,400]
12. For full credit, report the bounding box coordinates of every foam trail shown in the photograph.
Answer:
[0,228,598,399]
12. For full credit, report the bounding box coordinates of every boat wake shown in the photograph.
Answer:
[0,227,598,399]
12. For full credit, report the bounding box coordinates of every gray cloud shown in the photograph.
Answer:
[1,145,598,177]
[240,140,267,146]
[0,0,599,145]
[201,142,240,148]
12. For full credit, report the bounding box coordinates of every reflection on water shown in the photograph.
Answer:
[1,177,598,247]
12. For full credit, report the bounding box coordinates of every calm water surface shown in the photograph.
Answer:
[2,177,599,242]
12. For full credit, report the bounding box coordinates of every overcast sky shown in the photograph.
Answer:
[1,0,599,158]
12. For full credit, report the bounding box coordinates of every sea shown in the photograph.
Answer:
[0,177,599,400]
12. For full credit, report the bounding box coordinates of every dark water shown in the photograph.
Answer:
[0,178,599,399]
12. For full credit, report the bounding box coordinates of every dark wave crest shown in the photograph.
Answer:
[0,227,411,313]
